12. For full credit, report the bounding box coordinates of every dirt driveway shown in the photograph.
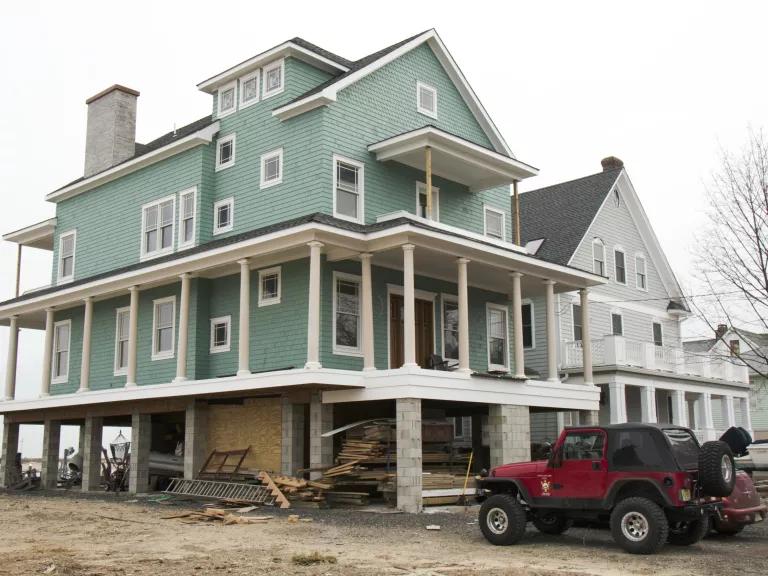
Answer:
[0,491,765,576]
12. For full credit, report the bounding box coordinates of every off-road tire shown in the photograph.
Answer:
[698,441,736,497]
[533,511,572,535]
[610,497,668,555]
[667,518,709,545]
[479,494,527,545]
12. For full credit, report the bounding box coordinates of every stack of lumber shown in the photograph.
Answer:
[271,474,331,504]
[163,507,273,525]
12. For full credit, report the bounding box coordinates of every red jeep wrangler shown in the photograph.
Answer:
[476,423,738,554]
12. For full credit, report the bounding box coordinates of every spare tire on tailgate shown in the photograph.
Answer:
[698,441,735,497]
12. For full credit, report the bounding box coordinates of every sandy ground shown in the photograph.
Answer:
[0,491,765,576]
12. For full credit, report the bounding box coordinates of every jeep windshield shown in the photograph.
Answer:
[663,428,700,470]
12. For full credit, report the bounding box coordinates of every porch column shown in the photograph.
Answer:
[4,315,19,400]
[579,410,600,426]
[489,404,530,467]
[281,397,305,476]
[543,280,558,382]
[0,420,20,488]
[78,297,93,392]
[81,416,103,492]
[128,412,151,494]
[402,244,418,368]
[184,400,208,480]
[360,253,375,371]
[740,397,753,436]
[609,382,627,423]
[510,272,525,378]
[722,395,736,429]
[41,418,62,489]
[126,286,139,388]
[457,258,471,373]
[697,392,716,441]
[40,308,55,397]
[396,398,422,513]
[175,273,191,382]
[640,385,658,423]
[237,259,251,376]
[580,289,593,385]
[305,242,323,369]
[309,391,334,480]
[671,390,688,426]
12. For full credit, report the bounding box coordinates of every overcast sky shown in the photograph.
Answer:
[1,1,766,455]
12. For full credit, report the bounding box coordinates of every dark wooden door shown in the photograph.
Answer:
[389,295,434,368]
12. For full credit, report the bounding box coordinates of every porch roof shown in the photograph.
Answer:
[2,218,57,250]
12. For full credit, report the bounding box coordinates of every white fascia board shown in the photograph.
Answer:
[580,371,750,393]
[45,122,220,203]
[197,43,349,93]
[3,217,57,249]
[271,93,336,120]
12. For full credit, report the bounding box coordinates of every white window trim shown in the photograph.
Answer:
[140,195,176,261]
[610,310,624,337]
[216,133,236,172]
[217,80,237,118]
[332,154,365,224]
[486,302,510,372]
[262,58,285,99]
[416,81,438,119]
[177,187,197,250]
[213,197,234,235]
[332,271,363,357]
[239,70,260,109]
[258,266,282,307]
[441,294,458,362]
[210,315,232,353]
[613,245,627,285]
[51,319,71,384]
[635,253,648,291]
[652,320,664,347]
[57,229,76,285]
[522,298,535,350]
[151,296,176,361]
[571,303,582,341]
[592,238,606,276]
[114,307,130,376]
[260,148,284,189]
[483,205,506,241]
[415,181,440,221]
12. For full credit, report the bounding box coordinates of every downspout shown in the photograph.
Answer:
[513,180,521,245]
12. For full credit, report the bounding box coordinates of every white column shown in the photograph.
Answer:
[640,385,658,423]
[671,390,688,426]
[722,396,736,429]
[175,273,191,382]
[740,397,753,436]
[402,244,418,368]
[4,315,19,400]
[237,259,251,376]
[698,392,716,441]
[580,289,593,385]
[543,280,558,382]
[78,297,93,393]
[510,272,525,378]
[40,308,55,397]
[305,242,323,370]
[609,382,627,423]
[360,253,375,371]
[457,257,470,373]
[126,286,139,388]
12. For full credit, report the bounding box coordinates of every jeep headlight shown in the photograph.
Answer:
[679,488,691,502]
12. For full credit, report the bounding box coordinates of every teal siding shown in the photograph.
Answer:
[50,307,84,395]
[89,295,130,391]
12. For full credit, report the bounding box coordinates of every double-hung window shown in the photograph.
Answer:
[522,302,534,349]
[260,148,283,188]
[262,59,284,99]
[416,182,439,220]
[652,322,663,347]
[611,312,624,336]
[636,254,647,290]
[152,297,176,360]
[484,206,505,240]
[142,197,175,259]
[210,316,231,353]
[416,82,437,118]
[114,308,130,375]
[216,134,236,171]
[593,239,605,276]
[217,81,237,117]
[213,197,234,234]
[333,155,364,223]
[333,273,361,355]
[239,70,260,108]
[52,320,71,383]
[614,248,626,284]
[487,303,509,371]
[178,188,196,249]
[572,303,583,341]
[442,297,459,361]
[258,267,281,306]
[57,231,76,284]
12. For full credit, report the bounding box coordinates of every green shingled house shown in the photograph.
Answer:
[0,30,604,512]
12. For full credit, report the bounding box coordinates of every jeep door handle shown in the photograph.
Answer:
[552,483,563,489]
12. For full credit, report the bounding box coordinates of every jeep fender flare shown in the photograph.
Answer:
[476,478,533,502]
[604,479,673,508]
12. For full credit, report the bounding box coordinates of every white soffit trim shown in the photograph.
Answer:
[46,122,221,203]
[2,217,57,250]
[197,42,349,93]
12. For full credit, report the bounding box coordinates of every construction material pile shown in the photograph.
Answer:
[163,505,273,525]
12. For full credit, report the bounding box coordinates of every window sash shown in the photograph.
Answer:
[653,322,663,346]
[154,301,175,356]
[264,155,280,182]
[266,67,282,92]
[220,141,233,164]
[334,277,361,351]
[487,306,508,368]
[636,256,647,289]
[143,198,175,256]
[220,87,235,112]
[593,242,605,275]
[259,268,281,305]
[572,304,583,341]
[180,191,195,245]
[522,303,533,348]
[612,313,623,336]
[217,204,231,228]
[115,310,130,371]
[443,300,459,361]
[53,323,70,379]
[615,250,626,283]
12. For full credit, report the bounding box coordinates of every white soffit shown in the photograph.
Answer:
[2,218,57,250]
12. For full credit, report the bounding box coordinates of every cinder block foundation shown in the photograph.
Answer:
[309,392,333,480]
[129,412,151,494]
[82,416,103,492]
[184,400,208,480]
[41,419,62,489]
[489,404,530,467]
[0,420,19,488]
[396,398,422,513]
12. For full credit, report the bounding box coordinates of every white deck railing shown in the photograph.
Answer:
[561,335,750,384]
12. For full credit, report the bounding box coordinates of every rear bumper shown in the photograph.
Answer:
[669,501,723,521]
[720,503,768,526]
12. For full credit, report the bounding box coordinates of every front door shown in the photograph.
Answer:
[389,294,434,368]
[548,429,608,505]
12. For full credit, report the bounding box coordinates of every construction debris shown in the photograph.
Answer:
[163,507,274,525]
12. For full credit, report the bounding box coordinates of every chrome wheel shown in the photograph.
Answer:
[486,507,509,535]
[721,455,733,483]
[621,511,649,542]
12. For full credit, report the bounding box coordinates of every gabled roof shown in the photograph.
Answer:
[519,169,622,265]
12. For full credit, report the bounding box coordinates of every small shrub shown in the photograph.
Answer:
[291,552,338,566]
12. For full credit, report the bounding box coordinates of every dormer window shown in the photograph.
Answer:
[217,81,237,117]
[417,82,437,118]
[262,59,284,99]
[239,70,260,108]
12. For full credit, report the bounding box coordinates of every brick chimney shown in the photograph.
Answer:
[84,85,140,177]
[601,156,624,171]
[715,324,728,339]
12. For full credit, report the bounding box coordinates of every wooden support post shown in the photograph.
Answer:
[14,244,22,298]
[513,180,521,245]
[425,146,433,220]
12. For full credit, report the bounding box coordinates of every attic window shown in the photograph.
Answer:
[417,82,437,118]
[262,59,284,99]
[217,81,237,117]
